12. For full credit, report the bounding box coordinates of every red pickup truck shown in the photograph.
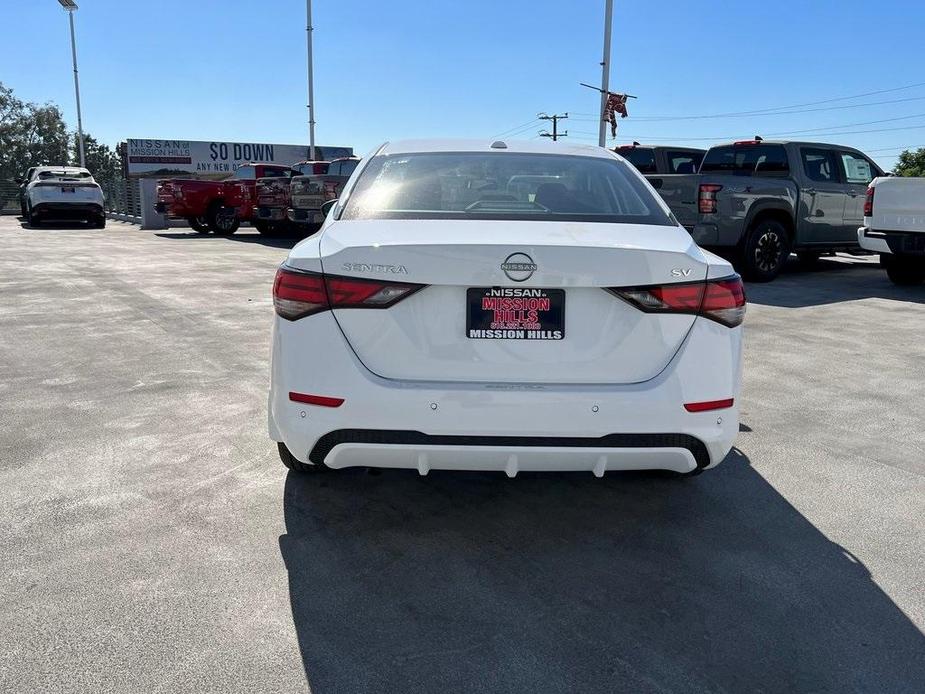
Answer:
[155,162,293,234]
[288,157,361,232]
[254,160,329,234]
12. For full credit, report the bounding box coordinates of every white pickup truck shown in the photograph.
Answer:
[858,177,925,285]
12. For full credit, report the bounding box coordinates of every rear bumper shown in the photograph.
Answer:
[269,313,742,475]
[256,206,288,221]
[155,200,195,218]
[859,226,925,256]
[287,207,322,225]
[32,202,102,218]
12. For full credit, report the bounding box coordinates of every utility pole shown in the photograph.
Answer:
[598,0,614,147]
[306,0,316,160]
[58,0,85,167]
[538,113,568,141]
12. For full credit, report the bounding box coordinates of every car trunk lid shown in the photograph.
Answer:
[300,219,709,385]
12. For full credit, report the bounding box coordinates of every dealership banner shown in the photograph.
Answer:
[124,139,354,178]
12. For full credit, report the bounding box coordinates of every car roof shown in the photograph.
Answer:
[710,140,864,151]
[379,138,616,159]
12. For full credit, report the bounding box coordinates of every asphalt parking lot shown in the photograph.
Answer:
[1,215,923,693]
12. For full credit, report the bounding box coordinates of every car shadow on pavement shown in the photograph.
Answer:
[278,449,925,693]
[745,254,925,308]
[154,230,304,249]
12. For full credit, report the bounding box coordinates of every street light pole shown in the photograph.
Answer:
[59,0,86,167]
[306,0,316,160]
[597,0,614,148]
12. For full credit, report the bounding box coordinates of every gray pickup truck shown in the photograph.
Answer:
[648,140,884,281]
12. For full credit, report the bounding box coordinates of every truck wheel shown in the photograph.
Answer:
[253,219,273,235]
[187,216,210,233]
[741,219,791,282]
[882,254,925,286]
[207,202,239,235]
[278,442,328,473]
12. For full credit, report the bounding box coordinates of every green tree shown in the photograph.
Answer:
[0,80,117,184]
[893,148,925,177]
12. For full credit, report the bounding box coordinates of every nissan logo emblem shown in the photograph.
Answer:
[501,253,537,282]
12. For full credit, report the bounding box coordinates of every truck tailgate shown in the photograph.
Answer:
[647,174,701,230]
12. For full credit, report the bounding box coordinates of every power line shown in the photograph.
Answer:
[568,81,925,122]
[538,112,568,141]
[764,112,925,137]
[568,95,925,123]
[570,119,925,142]
[492,118,541,139]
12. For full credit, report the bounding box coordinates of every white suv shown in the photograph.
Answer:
[269,139,745,478]
[25,166,105,228]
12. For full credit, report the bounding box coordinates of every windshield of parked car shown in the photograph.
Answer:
[37,170,92,180]
[341,152,671,225]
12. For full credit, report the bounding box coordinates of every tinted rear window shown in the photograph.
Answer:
[617,148,657,174]
[666,150,704,174]
[341,152,671,225]
[701,144,790,176]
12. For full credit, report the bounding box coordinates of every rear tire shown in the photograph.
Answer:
[278,442,328,473]
[882,254,925,286]
[93,214,106,229]
[206,202,239,235]
[741,219,791,282]
[253,219,273,235]
[187,215,210,233]
[26,205,40,227]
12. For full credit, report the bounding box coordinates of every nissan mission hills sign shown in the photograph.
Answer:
[124,139,353,178]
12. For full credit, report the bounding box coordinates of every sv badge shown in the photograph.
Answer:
[671,268,693,278]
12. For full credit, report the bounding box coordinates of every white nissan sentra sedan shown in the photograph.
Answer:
[269,139,744,478]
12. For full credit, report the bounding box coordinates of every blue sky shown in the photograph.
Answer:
[3,0,924,169]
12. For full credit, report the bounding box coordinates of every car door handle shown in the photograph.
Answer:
[849,192,860,197]
[805,188,816,195]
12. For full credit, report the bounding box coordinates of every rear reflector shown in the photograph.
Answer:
[684,398,734,412]
[609,275,746,327]
[273,266,425,320]
[289,392,344,408]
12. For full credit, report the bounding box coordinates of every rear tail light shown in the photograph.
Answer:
[608,274,746,327]
[273,267,425,320]
[699,184,723,214]
[863,186,874,217]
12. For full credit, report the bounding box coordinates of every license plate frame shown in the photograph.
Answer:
[61,186,76,193]
[466,287,565,340]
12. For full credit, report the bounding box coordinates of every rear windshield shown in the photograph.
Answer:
[618,148,657,174]
[38,170,92,180]
[700,144,790,176]
[340,152,670,225]
[666,150,704,174]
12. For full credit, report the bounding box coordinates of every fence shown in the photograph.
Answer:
[1,180,21,214]
[102,178,143,222]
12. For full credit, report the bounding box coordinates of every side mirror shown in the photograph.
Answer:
[320,198,338,218]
